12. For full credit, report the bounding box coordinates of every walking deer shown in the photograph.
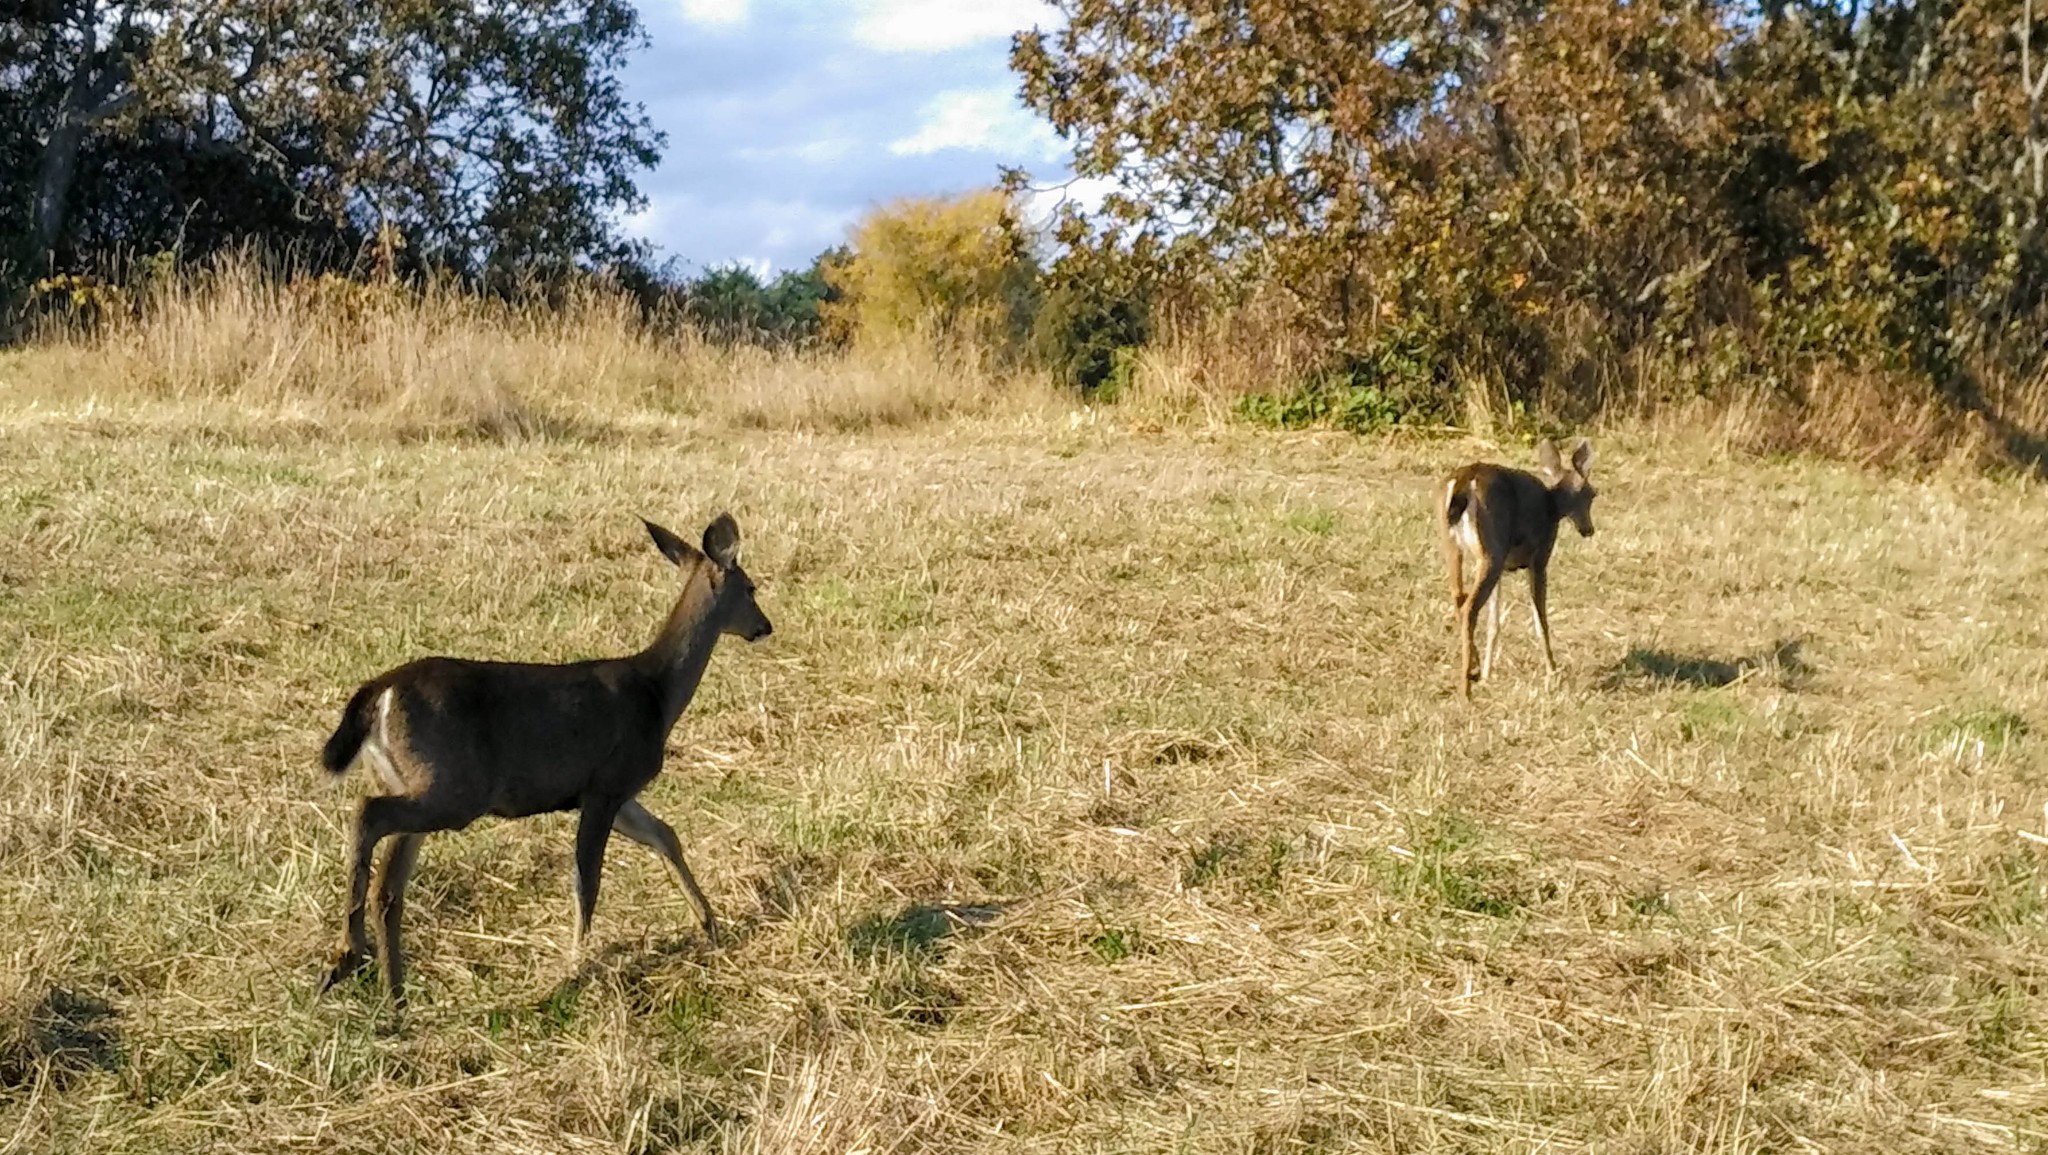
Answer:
[316,513,771,1007]
[1440,439,1596,698]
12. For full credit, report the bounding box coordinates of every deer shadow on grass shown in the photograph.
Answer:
[1973,408,2048,482]
[495,934,720,1037]
[0,987,123,1090]
[1602,637,1814,692]
[846,902,1005,961]
[845,902,1007,1030]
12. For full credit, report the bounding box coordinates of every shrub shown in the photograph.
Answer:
[1029,252,1149,394]
[822,191,1039,359]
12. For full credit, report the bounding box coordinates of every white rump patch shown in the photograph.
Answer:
[362,687,406,794]
[1452,508,1483,560]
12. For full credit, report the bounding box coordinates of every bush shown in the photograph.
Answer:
[822,191,1039,358]
[677,254,840,347]
[1234,325,1450,433]
[1029,255,1148,394]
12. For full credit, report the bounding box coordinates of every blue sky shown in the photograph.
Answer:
[619,0,1070,275]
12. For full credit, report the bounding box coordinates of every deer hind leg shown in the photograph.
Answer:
[323,798,389,992]
[1443,531,1467,619]
[1444,536,1469,692]
[324,796,453,997]
[614,798,720,946]
[373,833,424,1007]
[1459,564,1505,698]
[571,795,626,953]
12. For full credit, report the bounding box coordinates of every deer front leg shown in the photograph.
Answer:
[571,795,625,953]
[614,798,720,946]
[1530,564,1558,673]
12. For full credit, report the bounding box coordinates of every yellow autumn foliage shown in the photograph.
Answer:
[822,190,1038,359]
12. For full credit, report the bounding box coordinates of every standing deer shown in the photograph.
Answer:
[1440,439,1596,698]
[316,513,772,1007]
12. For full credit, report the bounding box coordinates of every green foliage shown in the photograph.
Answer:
[1087,926,1145,963]
[1235,332,1446,433]
[678,252,840,346]
[1014,0,2048,424]
[1678,695,1750,742]
[2,0,662,293]
[1029,243,1149,392]
[1627,891,1674,918]
[24,273,128,331]
[1375,813,1532,919]
[1181,833,1288,894]
[847,906,955,960]
[1928,706,2030,757]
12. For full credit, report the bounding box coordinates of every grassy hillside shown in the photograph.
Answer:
[2,388,2046,1152]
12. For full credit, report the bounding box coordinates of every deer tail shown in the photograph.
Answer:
[320,681,382,775]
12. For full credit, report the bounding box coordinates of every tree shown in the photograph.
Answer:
[822,192,1039,357]
[675,254,841,346]
[2,0,661,284]
[1012,0,2048,406]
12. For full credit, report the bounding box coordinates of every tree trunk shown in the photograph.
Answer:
[29,90,93,277]
[26,0,131,278]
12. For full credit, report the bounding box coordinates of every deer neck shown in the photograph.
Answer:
[1543,478,1573,531]
[639,564,724,730]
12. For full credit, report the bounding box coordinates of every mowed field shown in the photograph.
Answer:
[3,405,2047,1154]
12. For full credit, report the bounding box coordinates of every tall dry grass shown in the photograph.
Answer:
[1102,296,2048,475]
[0,255,1056,437]
[11,255,2046,477]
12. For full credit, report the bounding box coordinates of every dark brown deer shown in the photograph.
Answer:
[316,514,772,1007]
[1440,439,1596,698]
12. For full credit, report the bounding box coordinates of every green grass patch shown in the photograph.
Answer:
[1927,706,2028,757]
[1376,813,1536,918]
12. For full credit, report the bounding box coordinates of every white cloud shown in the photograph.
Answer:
[889,87,1062,160]
[676,0,749,27]
[735,138,859,165]
[622,194,674,242]
[852,0,1053,54]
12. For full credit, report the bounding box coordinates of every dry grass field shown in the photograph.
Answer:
[3,297,2048,1152]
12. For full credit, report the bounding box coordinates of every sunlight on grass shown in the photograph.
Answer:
[2,403,2046,1152]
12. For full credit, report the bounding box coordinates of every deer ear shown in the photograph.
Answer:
[1535,438,1562,475]
[1570,437,1594,475]
[644,519,701,567]
[702,513,741,568]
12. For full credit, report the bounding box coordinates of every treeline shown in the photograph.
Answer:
[1008,0,2048,431]
[2,1,664,293]
[13,1,2048,454]
[0,3,1021,359]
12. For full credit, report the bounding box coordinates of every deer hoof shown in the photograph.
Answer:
[321,950,369,993]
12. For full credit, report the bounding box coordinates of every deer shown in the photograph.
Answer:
[1440,438,1596,698]
[315,513,772,1008]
